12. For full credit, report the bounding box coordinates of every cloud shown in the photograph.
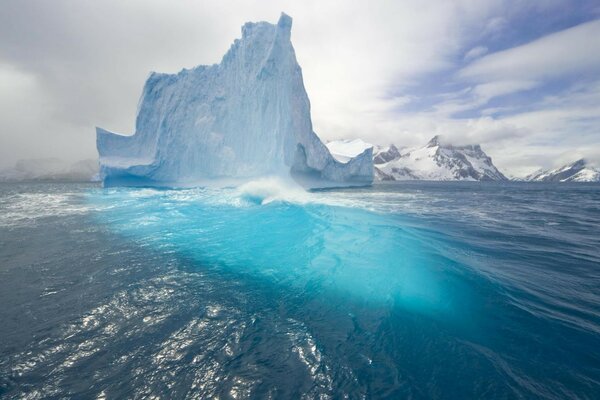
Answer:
[428,80,540,117]
[464,46,488,61]
[482,17,508,38]
[460,19,600,82]
[0,63,52,161]
[472,80,538,100]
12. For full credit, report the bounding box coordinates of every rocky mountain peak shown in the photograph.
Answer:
[374,136,506,181]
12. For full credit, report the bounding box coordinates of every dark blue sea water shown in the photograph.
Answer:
[1,181,599,399]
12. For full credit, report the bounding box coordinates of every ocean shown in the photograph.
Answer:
[1,181,599,399]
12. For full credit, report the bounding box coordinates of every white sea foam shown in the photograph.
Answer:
[0,192,95,227]
[237,176,312,205]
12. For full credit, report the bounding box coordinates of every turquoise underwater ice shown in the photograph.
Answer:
[89,182,471,319]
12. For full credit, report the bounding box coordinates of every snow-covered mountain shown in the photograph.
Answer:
[374,136,506,181]
[524,159,600,182]
[97,13,372,188]
[0,158,99,182]
[373,144,401,164]
[326,136,506,181]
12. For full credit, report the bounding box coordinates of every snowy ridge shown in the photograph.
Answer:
[326,136,506,182]
[373,144,401,165]
[325,136,505,181]
[96,13,373,188]
[374,136,507,181]
[524,159,600,182]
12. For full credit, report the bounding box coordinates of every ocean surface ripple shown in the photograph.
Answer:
[1,181,599,399]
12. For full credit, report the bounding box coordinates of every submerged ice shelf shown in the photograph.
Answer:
[97,13,373,188]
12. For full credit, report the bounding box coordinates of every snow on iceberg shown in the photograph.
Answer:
[97,13,373,188]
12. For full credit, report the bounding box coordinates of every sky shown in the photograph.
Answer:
[1,0,599,177]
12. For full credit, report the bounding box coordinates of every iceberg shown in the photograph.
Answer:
[97,13,373,188]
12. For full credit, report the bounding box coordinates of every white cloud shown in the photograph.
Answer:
[464,46,488,61]
[473,80,538,100]
[429,79,539,117]
[482,17,507,37]
[460,19,600,82]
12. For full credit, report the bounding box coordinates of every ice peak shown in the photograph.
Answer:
[240,13,292,40]
[425,136,483,152]
[569,158,586,168]
[277,12,293,33]
[426,135,442,148]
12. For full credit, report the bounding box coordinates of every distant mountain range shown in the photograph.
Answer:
[0,158,99,182]
[374,136,507,181]
[327,137,599,182]
[328,136,507,181]
[523,159,600,182]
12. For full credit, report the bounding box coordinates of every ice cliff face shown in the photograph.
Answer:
[97,13,373,188]
[524,159,600,182]
[372,136,506,181]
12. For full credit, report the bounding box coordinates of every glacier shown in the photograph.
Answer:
[96,13,373,188]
